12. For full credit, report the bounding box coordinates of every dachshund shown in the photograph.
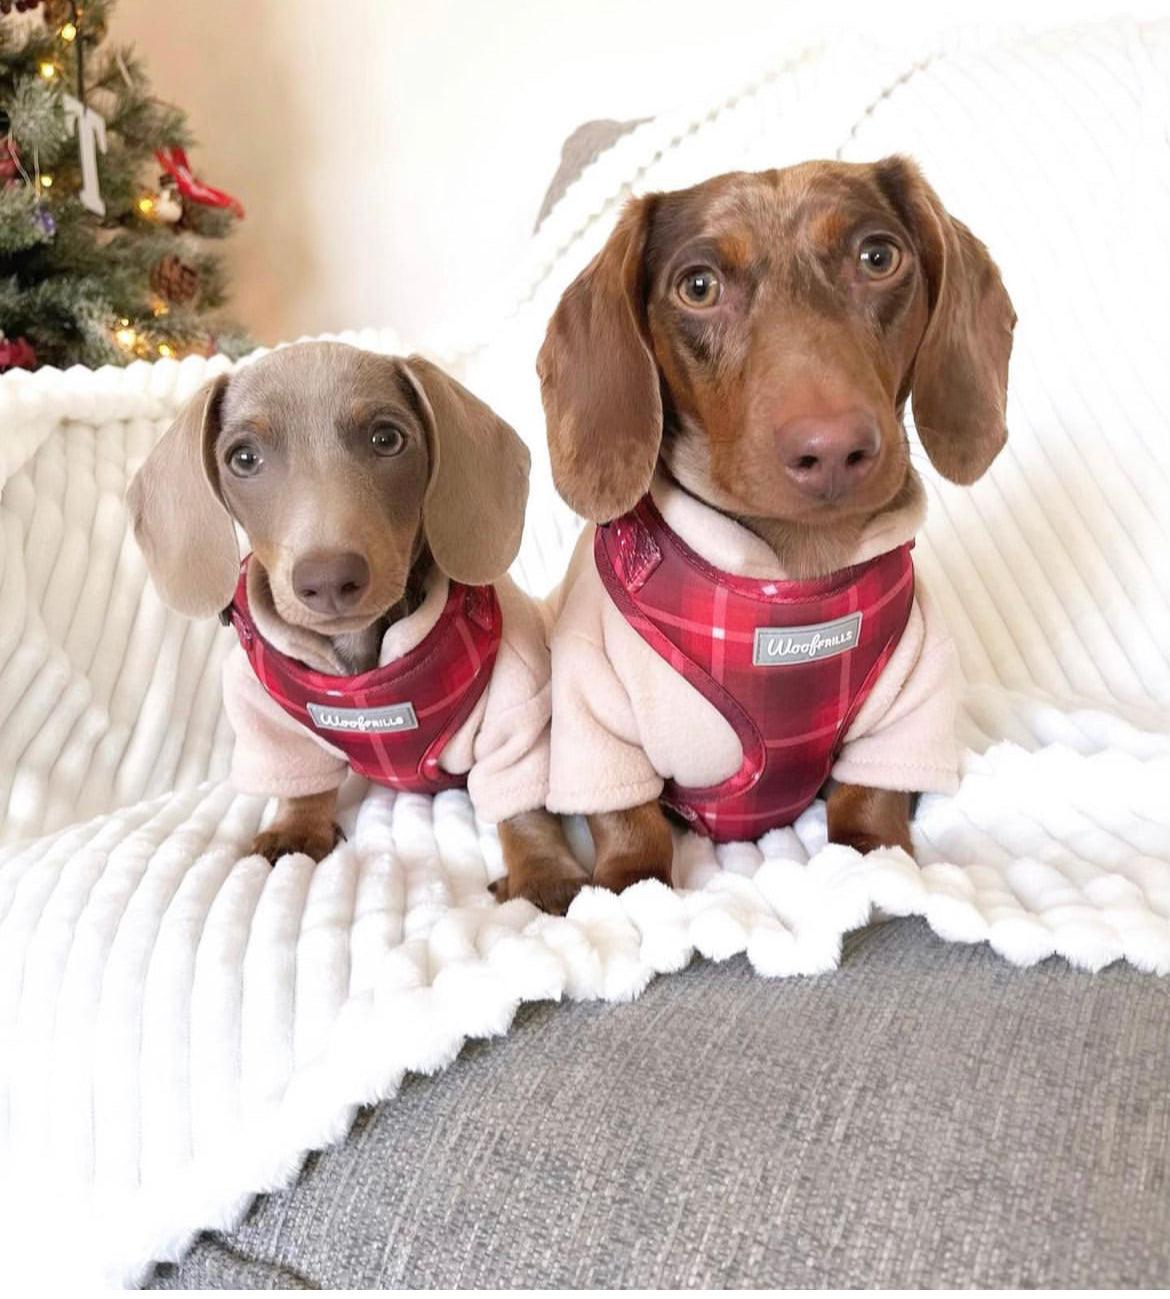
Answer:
[530,156,1014,902]
[129,341,587,911]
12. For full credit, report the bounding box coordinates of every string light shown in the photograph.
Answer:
[59,21,78,41]
[114,326,137,350]
[136,195,156,217]
[39,174,53,189]
[38,61,58,80]
[157,343,175,359]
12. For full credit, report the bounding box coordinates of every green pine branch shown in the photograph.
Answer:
[0,0,250,370]
[6,76,69,157]
[0,186,53,255]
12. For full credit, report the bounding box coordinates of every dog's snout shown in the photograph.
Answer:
[292,551,370,616]
[776,411,881,501]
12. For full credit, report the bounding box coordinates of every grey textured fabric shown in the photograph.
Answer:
[148,918,1170,1289]
[533,117,647,230]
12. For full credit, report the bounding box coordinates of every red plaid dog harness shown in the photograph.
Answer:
[224,560,502,793]
[595,496,915,842]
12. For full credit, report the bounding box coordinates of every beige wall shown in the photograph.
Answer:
[112,0,1164,349]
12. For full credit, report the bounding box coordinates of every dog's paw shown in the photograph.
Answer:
[490,865,589,915]
[829,829,914,858]
[592,854,672,895]
[249,823,342,865]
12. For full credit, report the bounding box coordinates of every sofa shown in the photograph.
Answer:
[150,920,1170,1288]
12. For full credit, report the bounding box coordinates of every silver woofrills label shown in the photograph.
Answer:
[306,702,419,733]
[752,611,863,666]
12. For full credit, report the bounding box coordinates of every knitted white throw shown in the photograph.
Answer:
[3,19,1169,1289]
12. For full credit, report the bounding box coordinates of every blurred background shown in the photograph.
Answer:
[108,0,1170,350]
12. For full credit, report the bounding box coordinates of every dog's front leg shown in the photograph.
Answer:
[493,808,590,915]
[826,783,913,857]
[588,801,673,894]
[251,788,342,864]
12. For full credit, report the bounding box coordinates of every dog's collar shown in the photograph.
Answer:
[595,494,916,841]
[222,558,502,794]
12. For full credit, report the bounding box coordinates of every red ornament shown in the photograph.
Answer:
[154,146,244,219]
[0,336,38,372]
[0,138,21,185]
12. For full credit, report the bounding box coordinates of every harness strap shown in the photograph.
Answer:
[226,560,502,794]
[596,496,915,840]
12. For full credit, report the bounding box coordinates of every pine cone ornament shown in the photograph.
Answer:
[150,253,199,304]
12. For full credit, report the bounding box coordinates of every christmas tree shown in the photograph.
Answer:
[0,0,249,371]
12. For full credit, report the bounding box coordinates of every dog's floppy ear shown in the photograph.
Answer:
[537,194,661,522]
[401,356,530,585]
[125,373,239,618]
[877,156,1016,485]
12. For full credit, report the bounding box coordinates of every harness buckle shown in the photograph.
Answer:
[464,585,495,631]
[610,516,662,593]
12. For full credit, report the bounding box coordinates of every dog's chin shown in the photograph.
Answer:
[270,586,407,641]
[789,473,909,527]
[300,611,384,637]
[739,443,913,525]
[664,433,909,528]
[681,467,906,531]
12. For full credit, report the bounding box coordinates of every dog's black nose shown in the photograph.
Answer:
[777,411,881,501]
[293,551,370,616]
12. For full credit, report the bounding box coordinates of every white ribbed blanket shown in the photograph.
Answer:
[2,19,1170,1289]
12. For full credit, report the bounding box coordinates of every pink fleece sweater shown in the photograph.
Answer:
[222,566,551,824]
[548,474,960,819]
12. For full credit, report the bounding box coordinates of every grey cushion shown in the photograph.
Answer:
[533,118,646,230]
[148,918,1170,1288]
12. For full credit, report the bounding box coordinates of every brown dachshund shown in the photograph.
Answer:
[533,156,1015,899]
[129,342,586,908]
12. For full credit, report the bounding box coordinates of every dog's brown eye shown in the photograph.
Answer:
[858,238,902,279]
[227,444,263,477]
[370,424,406,457]
[675,267,722,308]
